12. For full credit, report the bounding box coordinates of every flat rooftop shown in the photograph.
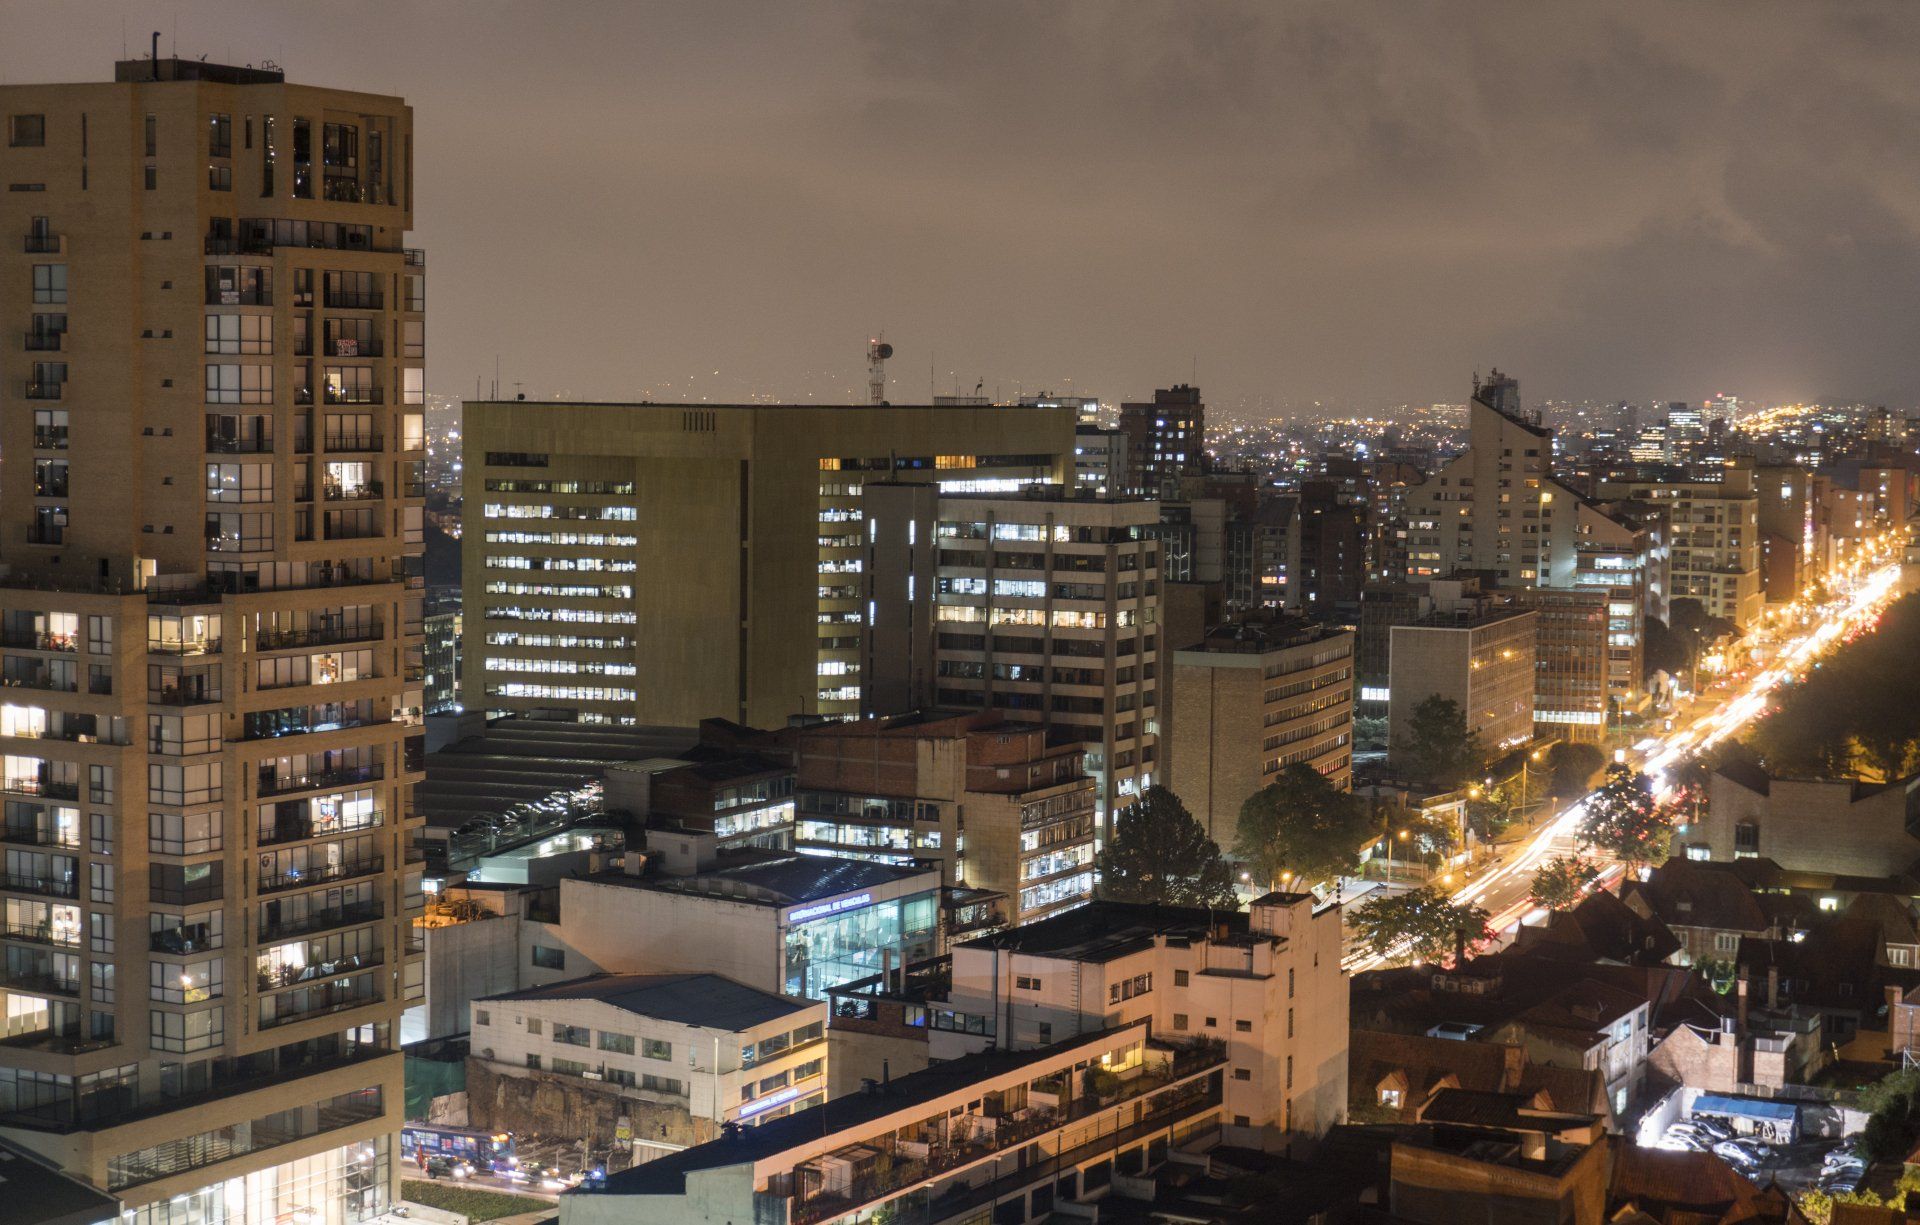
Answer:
[961,900,1250,963]
[586,854,937,909]
[477,972,813,1032]
[0,1136,121,1225]
[114,57,284,85]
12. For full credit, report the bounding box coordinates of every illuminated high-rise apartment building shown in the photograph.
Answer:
[0,58,426,1222]
[460,402,1076,728]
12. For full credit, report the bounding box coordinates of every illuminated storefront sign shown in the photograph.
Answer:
[786,893,873,925]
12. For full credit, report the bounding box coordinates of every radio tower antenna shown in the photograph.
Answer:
[867,335,894,406]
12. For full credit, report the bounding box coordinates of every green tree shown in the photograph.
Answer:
[1235,764,1377,890]
[1577,768,1672,870]
[1097,786,1239,908]
[1529,855,1599,911]
[1350,885,1492,965]
[1857,1066,1920,1163]
[1395,695,1484,789]
[1797,1188,1884,1225]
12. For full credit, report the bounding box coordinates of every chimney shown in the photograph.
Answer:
[623,850,646,877]
[1735,970,1748,1034]
[1766,964,1779,1012]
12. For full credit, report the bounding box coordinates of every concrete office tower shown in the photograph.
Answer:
[460,402,1075,727]
[1168,619,1355,846]
[0,59,425,1222]
[859,486,1161,829]
[1596,459,1762,630]
[1118,384,1204,498]
[1387,601,1537,768]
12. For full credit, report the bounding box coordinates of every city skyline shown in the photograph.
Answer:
[7,2,1920,412]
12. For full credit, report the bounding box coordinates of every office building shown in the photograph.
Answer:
[460,401,1075,728]
[1596,460,1762,629]
[1754,465,1828,604]
[792,710,1096,927]
[535,854,943,1002]
[1387,603,1536,767]
[1167,619,1355,844]
[1118,384,1204,498]
[1071,424,1127,496]
[860,486,1162,828]
[1498,588,1610,741]
[0,58,424,1222]
[467,973,827,1158]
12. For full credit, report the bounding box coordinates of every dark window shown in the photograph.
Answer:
[531,945,565,970]
[9,114,46,147]
[1734,822,1760,854]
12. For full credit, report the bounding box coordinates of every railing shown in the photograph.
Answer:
[325,339,383,358]
[204,236,274,256]
[0,824,82,848]
[323,291,383,310]
[258,812,383,847]
[24,381,64,400]
[257,855,384,895]
[322,435,383,452]
[0,671,76,691]
[147,638,221,656]
[205,290,271,307]
[258,949,384,993]
[24,234,62,254]
[205,435,273,454]
[256,623,383,650]
[0,921,81,948]
[258,981,383,1029]
[35,481,69,498]
[149,878,223,906]
[404,248,425,266]
[258,899,383,943]
[24,332,63,352]
[323,387,383,405]
[256,765,382,797]
[0,1026,113,1058]
[0,872,79,898]
[322,481,383,501]
[0,968,81,997]
[149,927,220,956]
[1,778,80,800]
[0,630,78,651]
[148,687,221,707]
[32,429,67,450]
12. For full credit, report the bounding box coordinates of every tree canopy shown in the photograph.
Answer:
[1350,885,1492,965]
[1748,591,1920,780]
[1234,764,1377,890]
[1577,768,1672,869]
[1097,786,1239,909]
[1395,694,1484,790]
[1543,741,1606,799]
[1529,854,1600,911]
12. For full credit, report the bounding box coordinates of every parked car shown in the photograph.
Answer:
[1712,1140,1760,1169]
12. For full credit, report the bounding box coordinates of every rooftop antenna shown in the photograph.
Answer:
[866,336,893,407]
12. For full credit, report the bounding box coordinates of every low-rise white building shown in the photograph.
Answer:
[467,973,828,1160]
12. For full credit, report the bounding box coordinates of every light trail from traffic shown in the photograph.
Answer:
[1344,558,1906,973]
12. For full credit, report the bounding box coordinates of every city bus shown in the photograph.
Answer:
[401,1125,517,1175]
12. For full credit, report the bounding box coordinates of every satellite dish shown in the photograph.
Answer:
[876,343,894,360]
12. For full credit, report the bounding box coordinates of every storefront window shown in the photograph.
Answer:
[782,891,937,999]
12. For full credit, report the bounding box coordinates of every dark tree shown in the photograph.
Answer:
[1235,764,1378,890]
[1529,854,1600,911]
[1577,768,1672,870]
[1350,885,1492,965]
[1544,741,1607,798]
[1395,694,1484,789]
[1098,786,1239,908]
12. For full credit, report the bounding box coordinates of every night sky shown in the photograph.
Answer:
[6,1,1920,414]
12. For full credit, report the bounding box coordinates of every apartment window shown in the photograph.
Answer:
[205,313,272,354]
[150,1006,222,1053]
[32,264,67,304]
[144,165,156,191]
[205,364,273,404]
[1714,932,1738,953]
[208,164,231,192]
[598,1031,634,1055]
[475,1009,490,1026]
[606,1069,636,1088]
[206,462,274,503]
[88,764,113,804]
[1235,1019,1253,1033]
[531,946,565,970]
[208,113,232,158]
[642,1037,671,1061]
[525,1054,541,1070]
[1233,1068,1251,1081]
[144,113,156,157]
[1173,970,1189,987]
[8,114,45,147]
[525,1017,542,1035]
[553,1024,589,1047]
[1015,975,1042,991]
[1734,822,1760,856]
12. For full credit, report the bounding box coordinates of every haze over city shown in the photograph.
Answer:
[9,1,1920,412]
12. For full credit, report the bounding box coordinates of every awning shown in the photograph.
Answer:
[1690,1094,1798,1123]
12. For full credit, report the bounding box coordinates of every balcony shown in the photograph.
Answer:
[258,977,383,1029]
[147,637,221,657]
[149,873,223,906]
[0,1026,114,1059]
[150,925,221,956]
[322,434,383,453]
[322,480,383,502]
[24,332,63,352]
[0,967,81,997]
[203,236,274,256]
[24,234,62,254]
[1,921,81,948]
[1,778,80,801]
[257,948,383,993]
[258,811,383,847]
[0,823,81,848]
[256,623,383,651]
[258,856,384,895]
[148,686,221,707]
[24,381,64,401]
[258,899,383,943]
[0,872,79,899]
[323,291,383,310]
[0,630,77,651]
[325,339,383,358]
[322,387,383,406]
[403,248,425,267]
[205,434,273,454]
